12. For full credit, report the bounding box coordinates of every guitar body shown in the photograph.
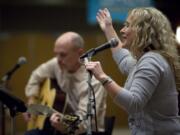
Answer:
[27,78,66,130]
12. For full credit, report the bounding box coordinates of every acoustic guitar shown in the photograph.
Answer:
[27,104,80,133]
[27,78,66,130]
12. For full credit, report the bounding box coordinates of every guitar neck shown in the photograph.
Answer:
[27,104,63,118]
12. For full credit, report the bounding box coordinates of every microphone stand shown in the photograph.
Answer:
[0,97,5,135]
[84,51,96,135]
[0,77,17,135]
[0,78,8,135]
[0,86,27,135]
[9,104,18,135]
[0,59,27,135]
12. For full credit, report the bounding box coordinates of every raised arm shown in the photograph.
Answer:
[97,8,123,52]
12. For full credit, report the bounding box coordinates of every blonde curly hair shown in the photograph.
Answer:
[128,7,180,91]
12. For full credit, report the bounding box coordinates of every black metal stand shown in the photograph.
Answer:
[0,101,5,135]
[0,61,27,135]
[9,106,18,135]
[0,87,27,135]
[0,94,17,135]
[0,81,8,135]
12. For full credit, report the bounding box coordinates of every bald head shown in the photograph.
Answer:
[53,32,84,73]
[55,32,84,49]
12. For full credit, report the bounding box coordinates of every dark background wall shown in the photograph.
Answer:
[0,0,179,134]
[0,0,179,32]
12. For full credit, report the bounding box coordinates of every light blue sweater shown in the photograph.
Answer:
[113,48,180,135]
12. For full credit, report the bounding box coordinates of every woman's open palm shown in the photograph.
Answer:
[96,8,112,32]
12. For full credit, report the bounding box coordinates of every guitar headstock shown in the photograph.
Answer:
[62,114,81,134]
[63,114,80,125]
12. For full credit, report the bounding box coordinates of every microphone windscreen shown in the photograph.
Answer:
[18,57,27,65]
[110,38,119,48]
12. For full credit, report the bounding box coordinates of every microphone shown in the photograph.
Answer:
[1,57,27,82]
[80,38,119,59]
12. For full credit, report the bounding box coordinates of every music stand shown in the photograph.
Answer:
[0,87,27,135]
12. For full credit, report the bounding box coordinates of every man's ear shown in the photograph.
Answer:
[78,48,84,56]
